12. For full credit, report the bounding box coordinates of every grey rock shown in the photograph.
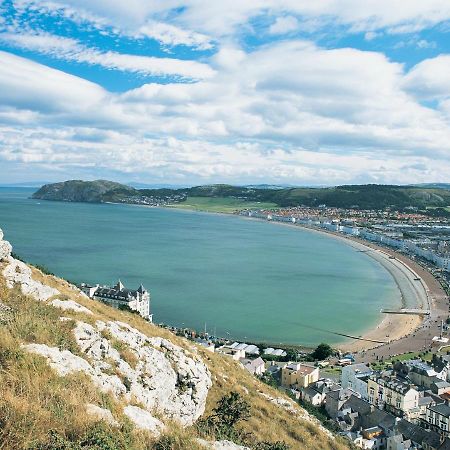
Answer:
[74,320,212,426]
[51,299,93,315]
[123,405,165,435]
[3,258,59,301]
[85,404,119,427]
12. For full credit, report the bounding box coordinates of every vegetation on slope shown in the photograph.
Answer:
[0,261,349,449]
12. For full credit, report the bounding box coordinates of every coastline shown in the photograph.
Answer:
[33,196,447,356]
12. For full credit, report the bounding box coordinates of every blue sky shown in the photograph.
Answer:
[1,1,450,186]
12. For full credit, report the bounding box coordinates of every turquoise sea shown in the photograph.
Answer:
[0,187,400,347]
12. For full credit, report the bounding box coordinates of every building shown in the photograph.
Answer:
[263,347,287,357]
[368,374,419,419]
[300,379,339,406]
[216,345,246,360]
[229,342,260,355]
[81,280,151,321]
[194,338,215,352]
[341,363,373,400]
[426,403,450,439]
[394,359,442,389]
[240,357,265,375]
[281,363,319,389]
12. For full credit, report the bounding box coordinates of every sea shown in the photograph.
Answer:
[0,187,400,347]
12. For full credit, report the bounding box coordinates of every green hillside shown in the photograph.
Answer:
[33,180,450,213]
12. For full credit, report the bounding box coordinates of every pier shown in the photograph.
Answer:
[380,308,430,316]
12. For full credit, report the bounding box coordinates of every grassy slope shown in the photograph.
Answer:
[168,196,277,213]
[0,263,349,450]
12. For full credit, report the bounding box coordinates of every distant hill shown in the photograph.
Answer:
[412,183,450,191]
[32,180,136,203]
[32,180,450,211]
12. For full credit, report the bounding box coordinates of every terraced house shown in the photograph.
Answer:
[368,373,419,419]
[426,403,450,439]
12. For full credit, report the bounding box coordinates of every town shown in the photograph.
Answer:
[175,334,450,450]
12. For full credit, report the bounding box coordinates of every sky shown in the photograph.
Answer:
[0,1,450,186]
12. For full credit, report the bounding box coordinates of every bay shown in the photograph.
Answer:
[0,187,399,347]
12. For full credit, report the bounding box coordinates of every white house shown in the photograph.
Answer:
[341,364,373,401]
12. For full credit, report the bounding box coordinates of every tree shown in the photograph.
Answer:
[284,348,299,362]
[311,343,333,361]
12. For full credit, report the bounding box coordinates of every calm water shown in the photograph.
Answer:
[0,187,400,346]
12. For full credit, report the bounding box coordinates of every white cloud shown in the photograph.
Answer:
[137,22,213,50]
[0,50,107,113]
[11,0,450,39]
[0,31,215,79]
[404,54,450,100]
[1,126,448,185]
[1,40,450,184]
[269,16,299,35]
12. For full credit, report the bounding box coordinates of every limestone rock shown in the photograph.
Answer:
[198,439,250,449]
[74,320,212,426]
[23,343,126,397]
[23,343,94,377]
[51,299,93,315]
[3,258,59,301]
[86,404,119,427]
[0,239,12,261]
[123,406,165,436]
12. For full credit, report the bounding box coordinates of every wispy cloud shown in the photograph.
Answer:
[1,1,450,184]
[0,31,215,79]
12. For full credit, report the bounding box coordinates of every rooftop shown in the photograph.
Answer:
[429,403,450,418]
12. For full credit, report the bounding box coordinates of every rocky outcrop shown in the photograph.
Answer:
[0,228,12,261]
[123,406,165,436]
[51,299,93,315]
[1,228,59,301]
[85,404,119,427]
[74,320,212,426]
[4,218,212,431]
[23,343,128,396]
[0,239,12,262]
[22,317,212,428]
[3,258,59,301]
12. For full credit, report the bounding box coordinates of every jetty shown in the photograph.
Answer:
[380,308,430,316]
